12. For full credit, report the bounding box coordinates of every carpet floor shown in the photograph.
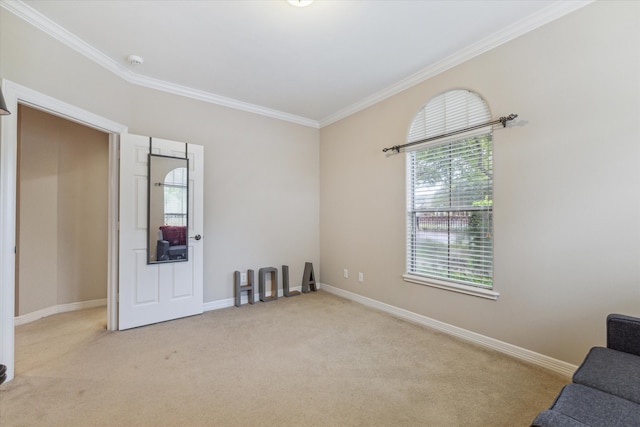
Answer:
[0,291,565,426]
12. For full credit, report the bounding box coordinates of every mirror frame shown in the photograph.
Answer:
[147,153,190,264]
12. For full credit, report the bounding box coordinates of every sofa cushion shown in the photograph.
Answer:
[573,347,640,405]
[531,409,590,427]
[544,383,640,426]
[159,225,186,246]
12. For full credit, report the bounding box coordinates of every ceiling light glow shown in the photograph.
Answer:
[288,0,313,7]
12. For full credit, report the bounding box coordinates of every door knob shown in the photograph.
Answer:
[190,234,202,241]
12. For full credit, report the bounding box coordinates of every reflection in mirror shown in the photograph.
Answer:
[148,154,189,264]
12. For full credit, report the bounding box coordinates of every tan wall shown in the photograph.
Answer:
[128,87,320,302]
[5,1,637,366]
[17,105,109,315]
[1,7,320,306]
[16,107,59,315]
[320,1,640,365]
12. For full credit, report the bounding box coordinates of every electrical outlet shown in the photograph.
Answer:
[240,272,247,283]
[358,272,364,282]
[343,269,349,279]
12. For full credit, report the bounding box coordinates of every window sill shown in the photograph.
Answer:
[403,274,500,301]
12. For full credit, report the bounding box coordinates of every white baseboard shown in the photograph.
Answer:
[15,286,309,325]
[18,284,573,377]
[319,283,577,378]
[202,285,307,312]
[14,298,107,326]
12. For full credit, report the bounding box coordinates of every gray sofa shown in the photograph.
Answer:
[532,314,640,426]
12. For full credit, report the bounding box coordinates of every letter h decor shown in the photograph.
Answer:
[234,269,255,307]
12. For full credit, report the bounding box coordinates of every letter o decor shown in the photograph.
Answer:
[259,267,278,302]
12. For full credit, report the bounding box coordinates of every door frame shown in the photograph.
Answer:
[0,79,127,382]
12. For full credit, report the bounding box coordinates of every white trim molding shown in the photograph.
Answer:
[320,283,577,378]
[0,78,18,384]
[14,299,107,326]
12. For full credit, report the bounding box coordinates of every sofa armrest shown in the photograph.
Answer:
[607,314,640,356]
[531,410,589,427]
[156,240,170,262]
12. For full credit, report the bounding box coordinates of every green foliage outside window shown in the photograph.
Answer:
[409,134,493,287]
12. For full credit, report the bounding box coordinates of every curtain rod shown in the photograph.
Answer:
[382,113,518,153]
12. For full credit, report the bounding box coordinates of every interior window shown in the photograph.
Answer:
[163,167,187,226]
[406,90,493,288]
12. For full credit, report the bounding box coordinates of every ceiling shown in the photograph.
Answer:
[12,0,589,127]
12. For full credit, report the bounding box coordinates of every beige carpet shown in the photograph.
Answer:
[0,291,565,426]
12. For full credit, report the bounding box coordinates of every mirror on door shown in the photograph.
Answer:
[147,154,189,264]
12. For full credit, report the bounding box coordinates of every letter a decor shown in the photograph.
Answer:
[301,262,316,293]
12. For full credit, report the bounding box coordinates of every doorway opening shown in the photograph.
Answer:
[15,105,109,327]
[0,80,126,383]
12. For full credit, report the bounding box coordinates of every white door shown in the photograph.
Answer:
[119,133,204,330]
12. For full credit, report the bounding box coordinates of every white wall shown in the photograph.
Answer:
[319,1,640,365]
[0,8,320,307]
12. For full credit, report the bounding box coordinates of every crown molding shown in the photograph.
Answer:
[0,0,320,129]
[318,0,594,128]
[126,71,320,128]
[3,0,591,130]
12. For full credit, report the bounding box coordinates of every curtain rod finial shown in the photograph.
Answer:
[382,145,400,153]
[499,113,518,127]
